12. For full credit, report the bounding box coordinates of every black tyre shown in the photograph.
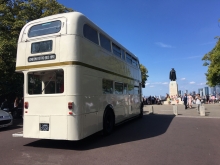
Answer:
[103,110,115,135]
[139,102,143,118]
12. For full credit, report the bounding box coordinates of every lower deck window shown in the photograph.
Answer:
[28,69,64,95]
[102,79,113,94]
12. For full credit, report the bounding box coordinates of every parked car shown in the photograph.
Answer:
[0,110,13,128]
[1,100,23,119]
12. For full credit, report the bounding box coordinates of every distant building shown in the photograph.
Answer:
[198,88,203,96]
[215,85,220,97]
[185,90,188,94]
[203,87,209,96]
[210,86,216,95]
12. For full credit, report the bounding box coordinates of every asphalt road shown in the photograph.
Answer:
[0,107,220,165]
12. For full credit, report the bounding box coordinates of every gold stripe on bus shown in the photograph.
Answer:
[16,61,139,81]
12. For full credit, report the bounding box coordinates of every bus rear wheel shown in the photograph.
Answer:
[103,110,115,135]
[139,102,143,118]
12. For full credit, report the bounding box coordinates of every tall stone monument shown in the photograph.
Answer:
[169,68,178,97]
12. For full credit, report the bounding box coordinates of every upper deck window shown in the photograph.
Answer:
[126,53,132,64]
[83,24,99,45]
[100,33,111,52]
[112,43,121,58]
[28,20,61,38]
[132,57,138,67]
[31,40,52,54]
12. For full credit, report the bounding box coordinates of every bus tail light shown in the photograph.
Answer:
[68,102,73,109]
[25,102,29,109]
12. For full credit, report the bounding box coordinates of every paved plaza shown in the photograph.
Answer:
[144,103,220,118]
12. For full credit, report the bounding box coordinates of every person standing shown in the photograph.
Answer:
[206,95,210,104]
[14,97,19,108]
[183,93,188,109]
[196,94,201,113]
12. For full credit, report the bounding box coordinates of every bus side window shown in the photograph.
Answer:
[123,84,128,94]
[102,79,113,94]
[100,33,111,52]
[83,24,99,45]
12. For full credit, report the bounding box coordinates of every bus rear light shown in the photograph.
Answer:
[25,102,29,109]
[68,102,73,109]
[25,111,28,113]
[69,111,73,115]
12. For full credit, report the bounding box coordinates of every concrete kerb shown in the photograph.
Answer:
[200,105,205,116]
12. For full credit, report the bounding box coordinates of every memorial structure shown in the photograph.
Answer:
[169,68,178,97]
[163,68,183,105]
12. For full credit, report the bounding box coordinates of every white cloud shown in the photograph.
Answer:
[155,42,173,48]
[153,82,161,84]
[149,85,154,88]
[189,81,195,84]
[181,78,186,80]
[197,83,206,85]
[162,82,168,84]
[145,83,150,86]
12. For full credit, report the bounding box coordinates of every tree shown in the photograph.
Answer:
[202,38,220,86]
[140,64,149,86]
[0,0,73,102]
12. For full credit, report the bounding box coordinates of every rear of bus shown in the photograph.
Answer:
[16,12,85,140]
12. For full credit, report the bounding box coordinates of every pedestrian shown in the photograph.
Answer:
[14,97,19,108]
[211,95,215,104]
[166,94,171,105]
[183,93,187,109]
[196,94,201,113]
[187,94,193,108]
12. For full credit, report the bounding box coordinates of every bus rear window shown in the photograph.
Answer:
[28,69,64,95]
[31,40,52,54]
[28,20,61,38]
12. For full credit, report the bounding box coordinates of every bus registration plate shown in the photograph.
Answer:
[40,123,49,131]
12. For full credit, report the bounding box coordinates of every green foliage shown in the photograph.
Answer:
[140,64,149,86]
[202,39,220,86]
[0,0,73,101]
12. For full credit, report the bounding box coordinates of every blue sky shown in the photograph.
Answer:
[58,0,220,96]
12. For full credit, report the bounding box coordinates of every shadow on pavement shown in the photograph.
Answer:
[205,112,210,116]
[25,114,175,150]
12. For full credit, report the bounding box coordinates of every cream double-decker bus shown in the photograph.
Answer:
[15,12,143,140]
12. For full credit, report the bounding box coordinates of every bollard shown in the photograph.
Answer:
[200,106,205,116]
[149,106,154,114]
[173,105,178,115]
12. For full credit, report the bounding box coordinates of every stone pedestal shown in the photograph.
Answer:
[173,105,178,115]
[169,81,178,97]
[200,106,205,116]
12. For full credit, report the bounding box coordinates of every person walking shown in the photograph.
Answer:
[188,94,193,108]
[166,94,171,105]
[183,93,188,109]
[196,94,201,113]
